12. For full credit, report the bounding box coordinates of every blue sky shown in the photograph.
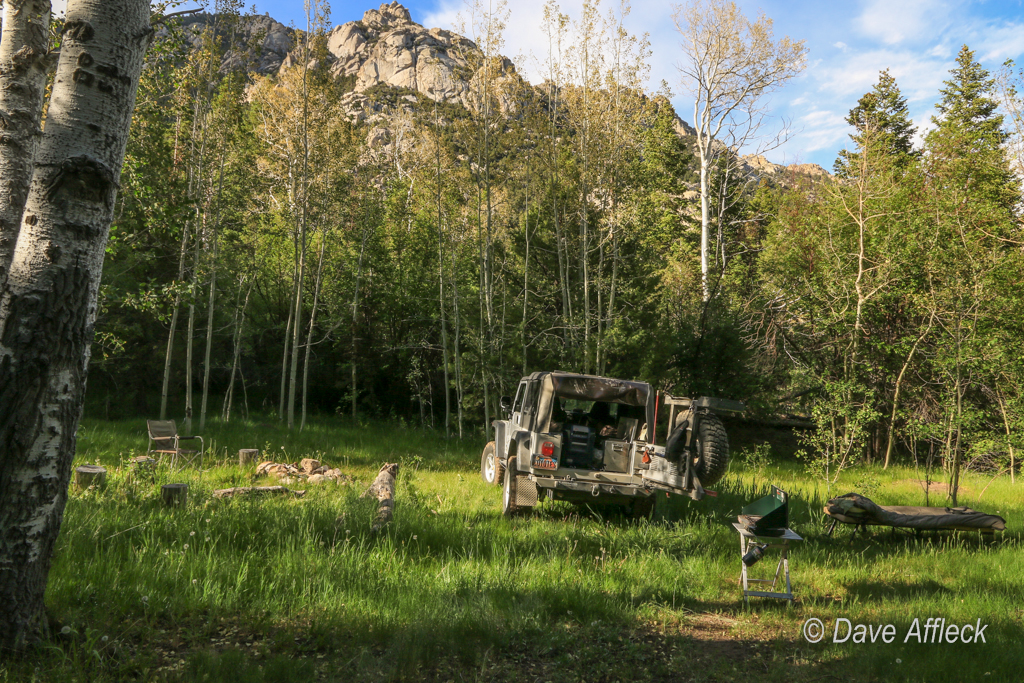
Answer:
[90,0,1024,168]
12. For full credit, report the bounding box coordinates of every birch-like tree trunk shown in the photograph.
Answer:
[0,0,51,281]
[350,222,367,419]
[199,152,226,431]
[159,213,191,419]
[222,270,254,423]
[0,0,150,649]
[300,236,325,430]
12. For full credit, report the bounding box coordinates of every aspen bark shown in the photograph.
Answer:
[300,236,325,430]
[0,0,150,649]
[199,152,226,431]
[350,222,367,419]
[223,269,254,423]
[0,0,51,281]
[159,215,191,419]
[435,99,451,436]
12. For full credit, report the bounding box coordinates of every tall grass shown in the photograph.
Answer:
[5,417,1021,682]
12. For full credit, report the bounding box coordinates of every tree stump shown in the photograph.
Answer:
[238,449,259,467]
[161,483,188,507]
[74,465,107,489]
[361,463,399,533]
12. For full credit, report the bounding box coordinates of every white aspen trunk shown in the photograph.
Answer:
[351,222,367,420]
[451,240,463,438]
[698,148,710,302]
[198,230,217,430]
[222,274,242,421]
[278,282,292,420]
[159,214,191,419]
[287,226,305,430]
[198,151,226,431]
[0,0,150,649]
[522,165,529,375]
[994,386,1015,485]
[223,271,254,422]
[300,236,325,430]
[183,220,200,435]
[287,11,311,431]
[436,101,451,437]
[0,0,52,281]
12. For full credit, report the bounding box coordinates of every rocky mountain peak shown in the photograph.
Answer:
[361,1,414,30]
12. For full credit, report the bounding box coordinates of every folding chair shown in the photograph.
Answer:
[146,420,204,470]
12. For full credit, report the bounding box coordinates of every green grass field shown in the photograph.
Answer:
[4,417,1022,683]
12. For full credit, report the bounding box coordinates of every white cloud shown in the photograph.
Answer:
[855,0,956,45]
[834,41,848,51]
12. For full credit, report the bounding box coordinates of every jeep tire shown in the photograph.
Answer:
[480,441,503,486]
[693,413,729,486]
[501,457,518,516]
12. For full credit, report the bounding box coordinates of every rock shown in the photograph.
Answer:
[362,1,412,30]
[308,474,327,484]
[366,126,391,149]
[788,163,830,178]
[672,115,696,137]
[300,458,322,474]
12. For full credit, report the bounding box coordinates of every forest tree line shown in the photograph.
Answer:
[91,0,1024,491]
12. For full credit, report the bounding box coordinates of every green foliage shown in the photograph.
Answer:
[834,69,917,175]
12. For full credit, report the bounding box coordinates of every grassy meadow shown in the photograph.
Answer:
[3,417,1022,682]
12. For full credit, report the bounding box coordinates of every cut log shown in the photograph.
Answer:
[238,449,259,466]
[161,483,188,507]
[361,463,399,533]
[300,458,321,474]
[213,486,307,499]
[75,465,107,489]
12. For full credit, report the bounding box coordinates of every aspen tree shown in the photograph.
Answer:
[0,0,151,648]
[673,0,805,301]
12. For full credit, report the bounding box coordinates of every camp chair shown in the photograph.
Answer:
[146,420,204,470]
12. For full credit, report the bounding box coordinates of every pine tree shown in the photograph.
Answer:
[926,44,1017,211]
[933,46,1005,142]
[834,69,916,175]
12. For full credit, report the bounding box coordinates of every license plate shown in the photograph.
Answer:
[532,454,558,470]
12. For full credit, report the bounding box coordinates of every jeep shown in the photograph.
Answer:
[480,371,743,517]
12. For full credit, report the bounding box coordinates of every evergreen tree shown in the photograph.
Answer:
[834,69,916,176]
[932,46,1005,142]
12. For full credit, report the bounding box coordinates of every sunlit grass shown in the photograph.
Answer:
[11,417,1022,682]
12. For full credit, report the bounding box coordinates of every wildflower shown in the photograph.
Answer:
[205,519,211,523]
[190,531,196,536]
[412,535,418,540]
[897,659,902,664]
[192,579,198,584]
[101,636,109,643]
[183,544,189,550]
[141,596,149,603]
[61,626,71,635]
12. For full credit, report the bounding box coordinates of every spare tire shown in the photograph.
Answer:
[693,413,729,486]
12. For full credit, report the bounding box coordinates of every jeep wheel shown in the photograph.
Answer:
[501,458,518,516]
[480,441,502,485]
[693,413,729,486]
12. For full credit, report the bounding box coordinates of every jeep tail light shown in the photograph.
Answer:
[542,442,555,456]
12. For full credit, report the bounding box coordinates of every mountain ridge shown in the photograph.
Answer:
[178,2,829,182]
